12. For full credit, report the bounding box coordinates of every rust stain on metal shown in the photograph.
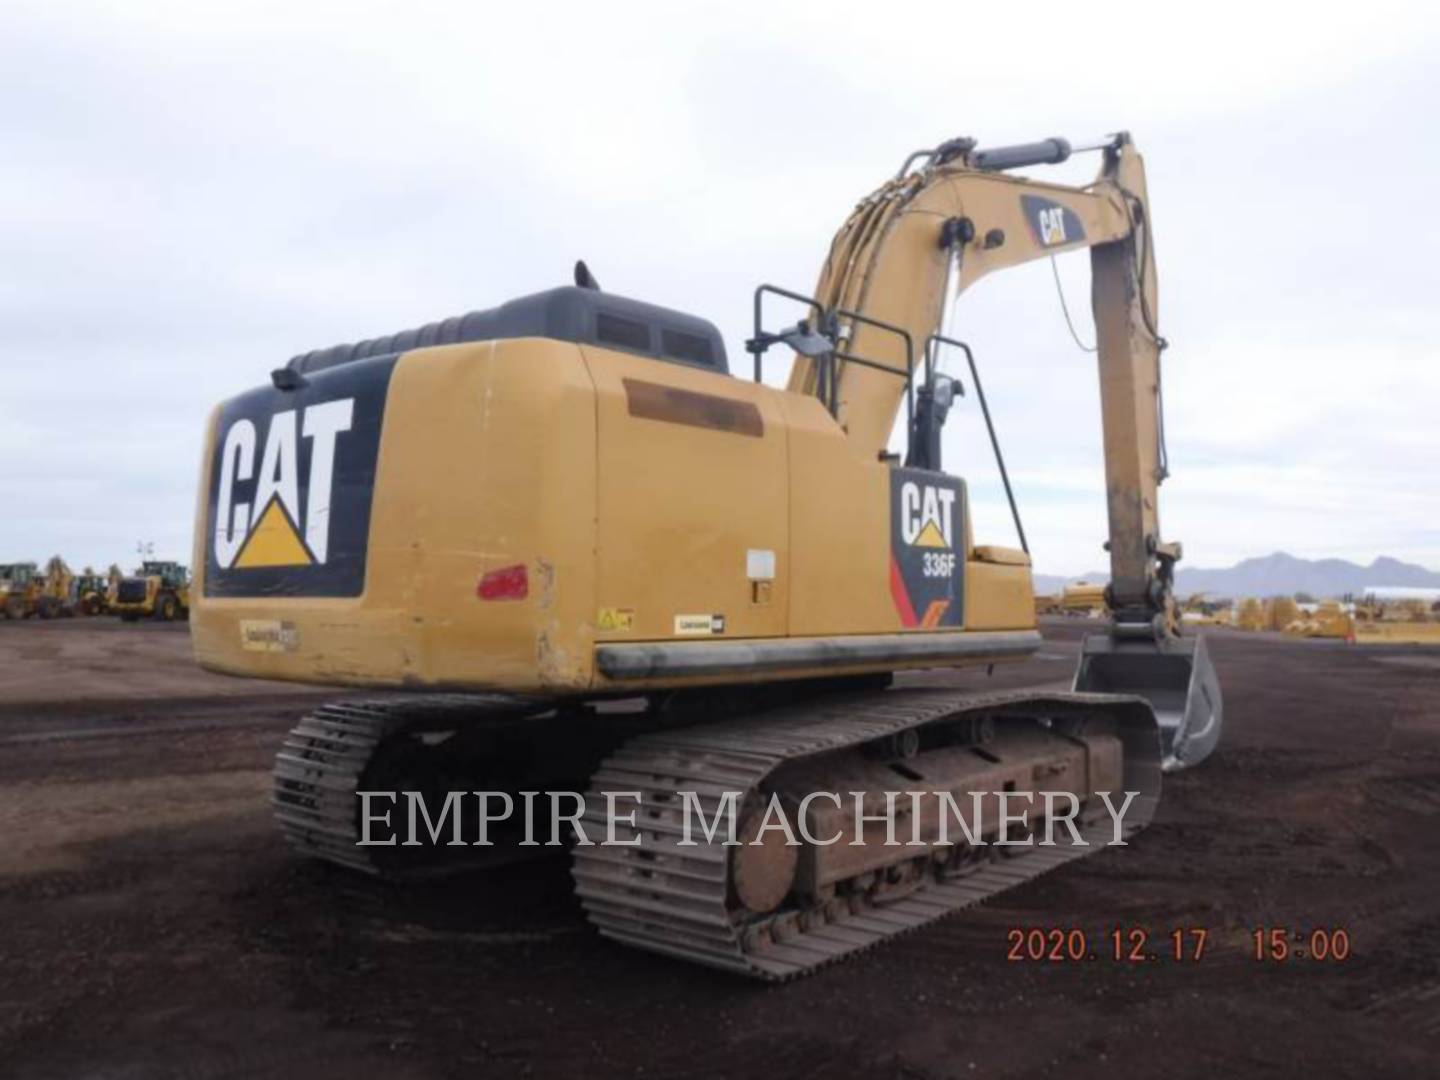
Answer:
[534,559,556,611]
[536,630,569,685]
[622,378,764,437]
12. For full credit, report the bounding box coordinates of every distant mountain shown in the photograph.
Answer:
[1033,553,1440,600]
[1176,553,1440,598]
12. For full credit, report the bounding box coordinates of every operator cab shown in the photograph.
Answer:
[139,561,187,587]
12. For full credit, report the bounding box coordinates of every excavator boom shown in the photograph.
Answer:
[787,132,1221,767]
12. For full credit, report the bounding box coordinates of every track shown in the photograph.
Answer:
[269,675,894,882]
[273,694,610,879]
[574,688,1161,979]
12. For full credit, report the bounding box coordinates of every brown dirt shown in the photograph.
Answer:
[1,618,1437,1079]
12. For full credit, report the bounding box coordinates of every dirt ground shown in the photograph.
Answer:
[2,617,1437,1079]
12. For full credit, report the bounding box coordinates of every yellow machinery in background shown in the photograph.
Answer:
[1283,600,1355,640]
[1270,597,1300,631]
[1,558,81,618]
[1235,597,1265,631]
[112,561,190,622]
[73,569,110,615]
[1353,598,1440,645]
[192,132,1223,978]
[1033,593,1061,616]
[0,563,45,619]
[41,556,77,617]
[1232,597,1371,642]
[1179,593,1229,627]
[1059,581,1108,616]
[1232,597,1300,633]
[103,564,122,611]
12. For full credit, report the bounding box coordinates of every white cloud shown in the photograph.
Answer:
[1,0,1437,574]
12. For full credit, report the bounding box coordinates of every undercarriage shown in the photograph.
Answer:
[273,683,1161,978]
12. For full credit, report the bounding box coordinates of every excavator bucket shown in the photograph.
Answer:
[1073,633,1223,771]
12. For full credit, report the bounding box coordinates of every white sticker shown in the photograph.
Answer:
[675,614,725,636]
[239,619,300,653]
[746,549,776,581]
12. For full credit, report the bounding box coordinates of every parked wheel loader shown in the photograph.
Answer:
[0,563,43,619]
[192,132,1223,979]
[0,561,75,618]
[112,561,190,622]
[73,571,110,615]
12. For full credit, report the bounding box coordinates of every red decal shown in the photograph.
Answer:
[478,564,529,601]
[889,555,918,628]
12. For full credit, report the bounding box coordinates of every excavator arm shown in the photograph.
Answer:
[786,132,1222,769]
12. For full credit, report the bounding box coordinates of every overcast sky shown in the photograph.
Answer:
[4,0,1438,576]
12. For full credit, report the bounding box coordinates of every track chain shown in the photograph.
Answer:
[272,693,544,877]
[572,688,1161,980]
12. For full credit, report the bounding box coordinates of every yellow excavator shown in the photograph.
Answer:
[192,132,1222,979]
[42,556,76,617]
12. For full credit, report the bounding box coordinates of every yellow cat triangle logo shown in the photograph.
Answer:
[914,520,948,548]
[234,497,314,568]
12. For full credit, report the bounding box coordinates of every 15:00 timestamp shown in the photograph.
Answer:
[1251,927,1351,961]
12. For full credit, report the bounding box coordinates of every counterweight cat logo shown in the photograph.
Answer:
[204,353,396,598]
[214,399,353,569]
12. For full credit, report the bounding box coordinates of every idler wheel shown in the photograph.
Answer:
[731,804,799,915]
